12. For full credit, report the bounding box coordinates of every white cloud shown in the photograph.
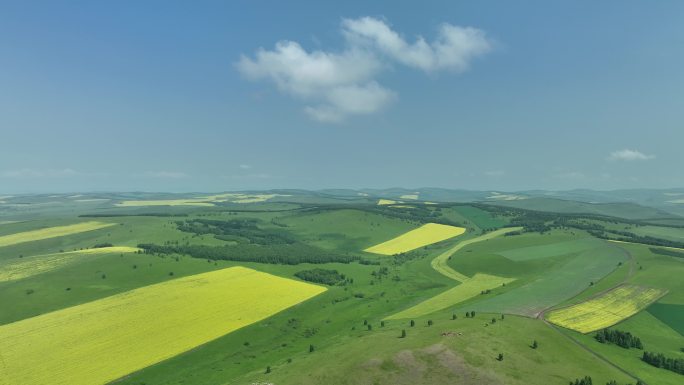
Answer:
[237,17,491,122]
[484,170,505,177]
[145,171,188,178]
[239,164,252,169]
[342,17,491,72]
[608,149,655,161]
[304,82,395,122]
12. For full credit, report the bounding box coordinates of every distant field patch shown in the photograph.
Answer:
[364,223,466,255]
[0,221,115,248]
[386,273,515,320]
[399,194,419,200]
[647,303,684,335]
[115,199,215,207]
[377,199,398,205]
[0,267,325,385]
[546,284,667,333]
[116,193,281,207]
[0,247,140,282]
[499,238,602,261]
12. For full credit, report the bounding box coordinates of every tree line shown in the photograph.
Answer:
[642,351,684,375]
[294,269,348,285]
[595,328,643,349]
[138,243,360,265]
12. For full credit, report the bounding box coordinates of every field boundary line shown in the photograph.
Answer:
[430,227,522,282]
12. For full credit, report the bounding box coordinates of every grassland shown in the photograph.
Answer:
[568,311,684,385]
[0,267,325,385]
[499,237,602,261]
[244,313,633,385]
[0,221,115,248]
[2,193,683,385]
[386,274,515,320]
[279,209,417,252]
[364,223,466,255]
[546,284,668,333]
[0,246,140,282]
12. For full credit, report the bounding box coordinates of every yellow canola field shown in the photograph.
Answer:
[0,266,326,385]
[0,221,115,248]
[546,284,667,333]
[364,223,466,255]
[386,273,515,320]
[0,247,140,282]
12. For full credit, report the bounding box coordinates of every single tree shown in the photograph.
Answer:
[265,366,271,374]
[532,340,538,349]
[401,329,407,338]
[497,353,504,361]
[410,320,415,327]
[309,344,314,353]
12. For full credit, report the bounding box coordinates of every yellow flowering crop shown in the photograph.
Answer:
[365,223,466,255]
[0,266,326,385]
[546,284,667,333]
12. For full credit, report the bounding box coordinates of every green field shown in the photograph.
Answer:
[1,191,683,384]
[463,238,628,317]
[648,303,684,335]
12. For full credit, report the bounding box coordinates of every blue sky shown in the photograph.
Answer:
[1,1,682,193]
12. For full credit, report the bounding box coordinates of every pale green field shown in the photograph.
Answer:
[386,273,515,320]
[0,221,115,248]
[0,246,140,282]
